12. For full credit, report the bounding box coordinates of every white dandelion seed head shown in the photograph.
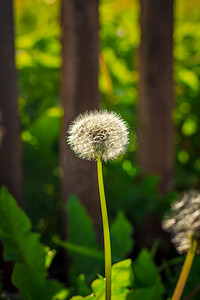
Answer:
[67,110,129,162]
[162,190,200,254]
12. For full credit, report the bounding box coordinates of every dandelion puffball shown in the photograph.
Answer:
[67,110,129,162]
[162,190,200,254]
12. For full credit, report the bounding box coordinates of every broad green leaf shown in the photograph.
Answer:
[0,187,67,300]
[133,249,164,299]
[66,195,102,282]
[65,196,134,283]
[111,211,134,261]
[0,187,45,276]
[71,259,133,300]
[67,195,98,248]
[12,264,69,300]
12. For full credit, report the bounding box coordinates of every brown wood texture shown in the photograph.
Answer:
[0,0,23,204]
[138,0,174,193]
[60,0,101,237]
[0,0,23,292]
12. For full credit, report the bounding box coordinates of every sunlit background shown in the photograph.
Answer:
[14,0,200,239]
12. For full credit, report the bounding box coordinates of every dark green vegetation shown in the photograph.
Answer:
[1,188,200,299]
[16,0,200,245]
[1,0,200,299]
[0,188,165,299]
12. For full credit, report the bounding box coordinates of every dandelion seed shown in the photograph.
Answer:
[67,110,129,162]
[162,190,200,254]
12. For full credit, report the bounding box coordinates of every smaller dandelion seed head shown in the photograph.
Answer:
[67,110,129,162]
[162,190,200,254]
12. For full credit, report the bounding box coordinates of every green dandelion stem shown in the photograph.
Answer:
[172,239,197,300]
[97,157,111,300]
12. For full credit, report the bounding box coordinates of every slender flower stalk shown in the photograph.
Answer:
[97,157,111,300]
[67,110,129,299]
[171,239,197,300]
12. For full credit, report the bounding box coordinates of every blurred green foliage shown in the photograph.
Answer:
[54,195,133,284]
[0,187,69,300]
[14,0,200,239]
[10,0,200,298]
[15,0,61,244]
[71,259,134,300]
[0,188,164,300]
[14,0,200,231]
[132,249,164,300]
[173,0,200,188]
